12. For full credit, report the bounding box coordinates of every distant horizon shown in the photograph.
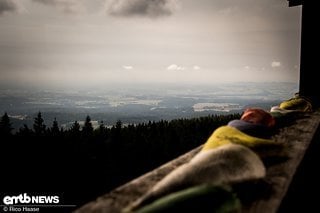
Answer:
[0,80,299,92]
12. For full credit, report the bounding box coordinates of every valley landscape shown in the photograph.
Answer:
[0,82,297,131]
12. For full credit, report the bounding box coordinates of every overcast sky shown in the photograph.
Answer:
[0,0,301,89]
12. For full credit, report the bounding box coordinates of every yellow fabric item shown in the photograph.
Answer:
[202,126,275,151]
[279,97,312,112]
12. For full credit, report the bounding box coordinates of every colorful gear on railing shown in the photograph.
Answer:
[227,119,273,139]
[127,93,312,213]
[278,95,313,112]
[241,108,276,128]
[201,126,277,151]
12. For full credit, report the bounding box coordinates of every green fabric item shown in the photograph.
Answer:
[279,97,312,112]
[135,184,241,213]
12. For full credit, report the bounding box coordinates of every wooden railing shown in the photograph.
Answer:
[73,111,320,213]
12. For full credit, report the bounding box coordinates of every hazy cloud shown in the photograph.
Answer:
[193,65,200,70]
[33,0,85,14]
[122,65,133,70]
[0,0,18,15]
[107,0,179,18]
[167,64,185,71]
[208,0,283,12]
[271,61,281,68]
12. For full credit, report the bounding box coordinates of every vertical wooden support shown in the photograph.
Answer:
[290,1,320,107]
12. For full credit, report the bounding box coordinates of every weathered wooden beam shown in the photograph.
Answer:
[298,1,320,107]
[73,112,320,213]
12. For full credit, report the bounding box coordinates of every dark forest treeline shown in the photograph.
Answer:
[0,112,240,211]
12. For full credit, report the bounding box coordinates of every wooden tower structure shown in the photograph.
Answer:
[288,0,319,106]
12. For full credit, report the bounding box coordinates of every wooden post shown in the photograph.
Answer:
[289,0,320,107]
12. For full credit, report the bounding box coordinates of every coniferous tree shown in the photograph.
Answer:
[33,112,46,136]
[18,124,32,137]
[111,119,122,143]
[82,115,93,137]
[0,112,13,136]
[50,117,60,136]
[98,120,105,132]
[70,121,81,136]
[115,120,122,130]
[96,120,106,137]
